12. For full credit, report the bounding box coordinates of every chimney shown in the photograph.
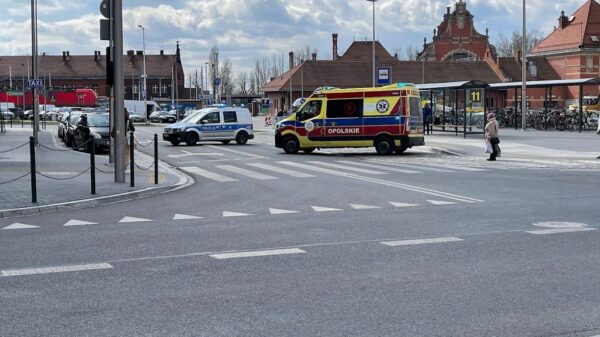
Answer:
[136,50,143,56]
[515,49,522,64]
[127,50,134,56]
[558,10,569,30]
[62,51,70,63]
[94,51,102,62]
[332,33,338,61]
[311,52,317,61]
[160,50,164,56]
[289,51,294,70]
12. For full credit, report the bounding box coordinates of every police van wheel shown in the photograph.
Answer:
[185,133,198,146]
[236,131,248,145]
[282,136,299,154]
[375,137,394,155]
[302,147,315,154]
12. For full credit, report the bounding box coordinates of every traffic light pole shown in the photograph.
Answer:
[31,0,39,143]
[113,0,125,183]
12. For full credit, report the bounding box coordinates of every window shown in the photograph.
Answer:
[326,99,363,118]
[223,111,237,123]
[409,97,422,119]
[200,112,220,124]
[152,84,158,93]
[132,85,138,94]
[587,56,593,72]
[298,100,322,121]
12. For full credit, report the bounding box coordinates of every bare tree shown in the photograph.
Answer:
[235,71,250,95]
[405,46,418,61]
[220,59,234,96]
[208,45,219,96]
[495,29,544,57]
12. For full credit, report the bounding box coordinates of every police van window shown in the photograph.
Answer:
[326,99,363,118]
[409,97,423,119]
[200,112,220,124]
[223,111,237,123]
[298,100,322,121]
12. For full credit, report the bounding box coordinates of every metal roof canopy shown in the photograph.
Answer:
[489,78,600,89]
[416,80,490,91]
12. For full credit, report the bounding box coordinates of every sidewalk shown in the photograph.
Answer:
[251,116,600,160]
[0,128,192,218]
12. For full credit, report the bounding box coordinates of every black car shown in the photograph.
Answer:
[72,113,110,152]
[63,112,82,147]
[149,110,177,123]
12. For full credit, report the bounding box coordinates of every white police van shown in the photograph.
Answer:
[163,105,254,146]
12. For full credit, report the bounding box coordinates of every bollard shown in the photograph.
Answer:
[154,133,158,184]
[130,131,134,187]
[90,137,96,195]
[10,117,13,128]
[29,136,37,203]
[21,117,23,128]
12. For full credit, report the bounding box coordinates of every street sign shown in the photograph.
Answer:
[377,67,391,85]
[28,79,43,88]
[214,77,221,86]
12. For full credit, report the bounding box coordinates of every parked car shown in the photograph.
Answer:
[150,110,177,123]
[129,113,146,123]
[0,109,15,120]
[72,113,110,152]
[63,112,82,147]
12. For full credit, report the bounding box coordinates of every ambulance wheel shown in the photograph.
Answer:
[394,144,409,154]
[282,136,299,154]
[302,147,315,154]
[236,131,249,145]
[185,132,198,146]
[170,140,180,146]
[375,137,394,155]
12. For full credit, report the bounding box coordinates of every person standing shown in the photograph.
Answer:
[123,108,135,168]
[423,103,432,135]
[485,112,500,161]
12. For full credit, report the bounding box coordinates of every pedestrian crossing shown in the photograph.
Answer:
[181,159,489,183]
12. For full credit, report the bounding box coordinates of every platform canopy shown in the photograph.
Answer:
[416,80,490,91]
[488,78,600,89]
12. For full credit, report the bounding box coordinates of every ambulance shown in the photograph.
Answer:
[274,83,425,155]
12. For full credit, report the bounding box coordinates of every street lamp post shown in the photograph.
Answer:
[138,25,147,119]
[521,0,527,131]
[422,54,429,84]
[205,62,209,104]
[367,0,377,87]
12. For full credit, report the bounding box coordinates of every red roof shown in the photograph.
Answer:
[533,0,600,53]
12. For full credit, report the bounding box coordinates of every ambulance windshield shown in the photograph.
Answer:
[297,100,322,121]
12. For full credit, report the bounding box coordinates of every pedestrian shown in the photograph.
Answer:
[423,103,433,135]
[597,120,600,159]
[124,108,135,168]
[484,112,500,161]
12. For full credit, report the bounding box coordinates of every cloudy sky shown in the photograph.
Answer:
[0,0,586,81]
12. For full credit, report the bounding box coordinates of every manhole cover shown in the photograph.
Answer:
[532,222,588,229]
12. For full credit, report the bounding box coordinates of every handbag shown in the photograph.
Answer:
[485,142,493,154]
[490,137,500,145]
[493,143,501,157]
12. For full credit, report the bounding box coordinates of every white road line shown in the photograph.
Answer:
[216,165,278,180]
[2,223,39,230]
[365,159,454,173]
[427,200,458,206]
[205,145,266,159]
[307,161,388,175]
[311,206,343,212]
[173,214,203,220]
[246,162,316,178]
[119,216,153,223]
[419,164,486,172]
[526,228,597,235]
[223,211,253,217]
[180,166,238,182]
[269,208,300,215]
[381,237,463,246]
[337,160,421,174]
[1,263,113,277]
[350,204,381,210]
[278,161,483,203]
[63,220,97,227]
[209,248,305,260]
[389,202,419,208]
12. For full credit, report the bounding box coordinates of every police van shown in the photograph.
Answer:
[275,83,425,155]
[163,105,254,146]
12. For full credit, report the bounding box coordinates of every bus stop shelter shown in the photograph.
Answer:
[488,77,600,132]
[416,80,490,138]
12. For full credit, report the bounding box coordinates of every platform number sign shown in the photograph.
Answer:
[470,89,482,103]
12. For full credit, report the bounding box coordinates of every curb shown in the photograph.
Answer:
[0,153,195,219]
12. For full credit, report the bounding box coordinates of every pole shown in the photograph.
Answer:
[371,0,376,87]
[521,0,527,131]
[141,25,147,119]
[422,57,425,84]
[29,136,37,203]
[113,0,126,183]
[90,137,96,194]
[9,65,12,89]
[171,65,175,108]
[301,59,304,99]
[195,69,198,99]
[154,133,158,184]
[130,131,134,187]
[31,0,39,143]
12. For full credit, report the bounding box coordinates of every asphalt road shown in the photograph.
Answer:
[1,124,600,337]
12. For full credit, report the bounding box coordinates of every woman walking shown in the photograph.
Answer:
[485,112,500,161]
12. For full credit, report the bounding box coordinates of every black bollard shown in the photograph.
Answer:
[90,137,96,195]
[154,134,158,184]
[130,131,134,187]
[29,136,37,203]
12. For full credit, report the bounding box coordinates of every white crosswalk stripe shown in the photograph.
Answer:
[181,166,238,182]
[365,159,454,173]
[246,163,316,178]
[336,160,421,174]
[307,161,388,175]
[216,165,278,180]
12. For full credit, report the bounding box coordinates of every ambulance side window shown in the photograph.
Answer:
[326,99,363,118]
[298,100,322,121]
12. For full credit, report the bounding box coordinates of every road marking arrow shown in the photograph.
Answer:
[2,223,39,230]
[119,216,153,223]
[63,220,97,227]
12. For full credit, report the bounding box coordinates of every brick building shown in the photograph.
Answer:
[0,43,185,103]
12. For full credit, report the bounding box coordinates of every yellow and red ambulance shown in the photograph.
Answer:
[274,83,425,154]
